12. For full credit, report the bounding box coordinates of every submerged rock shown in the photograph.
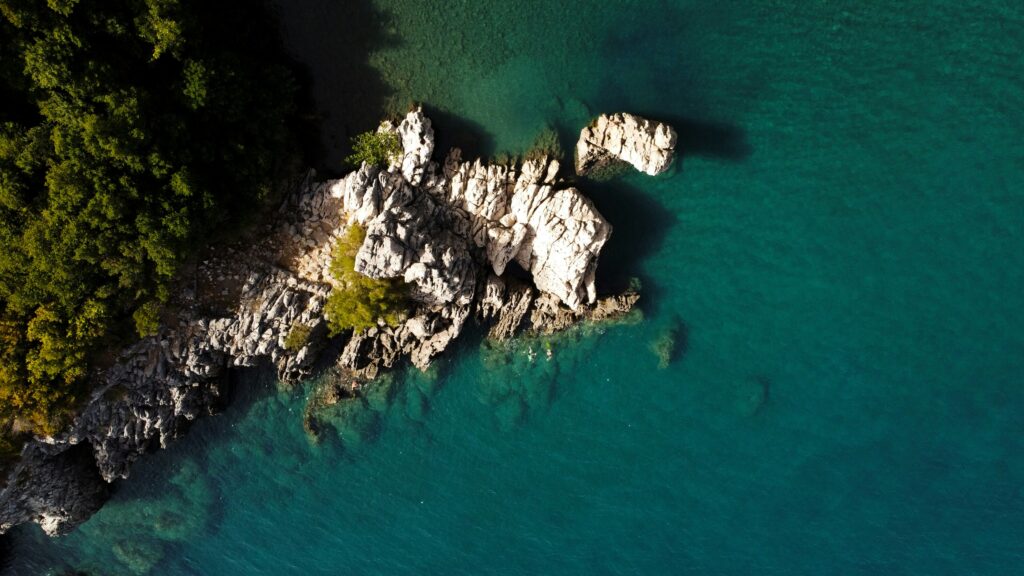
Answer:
[111,538,164,575]
[575,112,677,177]
[650,315,687,369]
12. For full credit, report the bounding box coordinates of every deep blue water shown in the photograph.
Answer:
[5,1,1024,574]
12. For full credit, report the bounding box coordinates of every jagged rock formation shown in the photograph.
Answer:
[328,107,631,379]
[1,107,641,537]
[575,112,677,177]
[477,274,639,341]
[0,443,108,537]
[335,110,610,311]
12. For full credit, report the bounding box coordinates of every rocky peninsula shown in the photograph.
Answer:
[0,109,674,537]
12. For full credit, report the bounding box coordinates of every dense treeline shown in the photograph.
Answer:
[0,0,301,436]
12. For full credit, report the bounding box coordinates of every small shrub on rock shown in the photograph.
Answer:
[284,323,313,352]
[345,131,403,168]
[524,125,562,162]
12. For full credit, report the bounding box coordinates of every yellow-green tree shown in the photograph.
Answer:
[324,225,407,334]
[345,130,402,168]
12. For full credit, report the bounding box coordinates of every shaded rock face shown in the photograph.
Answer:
[575,112,677,176]
[0,443,108,536]
[1,108,642,537]
[69,269,332,485]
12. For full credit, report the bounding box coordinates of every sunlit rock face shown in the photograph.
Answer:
[575,112,677,177]
[327,107,630,378]
[339,107,612,311]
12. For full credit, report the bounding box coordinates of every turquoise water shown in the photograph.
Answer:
[6,1,1024,574]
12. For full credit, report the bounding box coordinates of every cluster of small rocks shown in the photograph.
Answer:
[322,108,646,380]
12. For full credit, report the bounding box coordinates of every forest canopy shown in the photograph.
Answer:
[0,0,302,435]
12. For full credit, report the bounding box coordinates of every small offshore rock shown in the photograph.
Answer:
[575,112,677,176]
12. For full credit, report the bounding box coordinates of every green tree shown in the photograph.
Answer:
[324,224,407,334]
[345,130,402,168]
[283,323,312,352]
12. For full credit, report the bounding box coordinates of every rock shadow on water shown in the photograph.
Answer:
[589,1,755,165]
[580,178,678,299]
[667,115,752,163]
[270,0,402,173]
[626,111,752,166]
[421,105,498,162]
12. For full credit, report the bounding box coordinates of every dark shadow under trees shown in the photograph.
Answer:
[269,0,401,175]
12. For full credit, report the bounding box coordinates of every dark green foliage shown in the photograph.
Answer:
[489,152,516,166]
[283,323,312,352]
[132,299,161,337]
[0,0,300,435]
[0,430,24,475]
[524,125,562,162]
[324,224,407,335]
[345,130,402,168]
[586,158,631,181]
[490,125,562,167]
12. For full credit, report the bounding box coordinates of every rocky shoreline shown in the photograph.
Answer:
[0,109,675,537]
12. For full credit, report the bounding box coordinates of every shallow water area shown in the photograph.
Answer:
[6,0,1024,574]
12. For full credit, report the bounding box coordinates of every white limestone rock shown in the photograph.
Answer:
[511,185,610,310]
[396,107,435,185]
[575,113,677,176]
[354,190,477,309]
[340,109,612,312]
[441,153,611,310]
